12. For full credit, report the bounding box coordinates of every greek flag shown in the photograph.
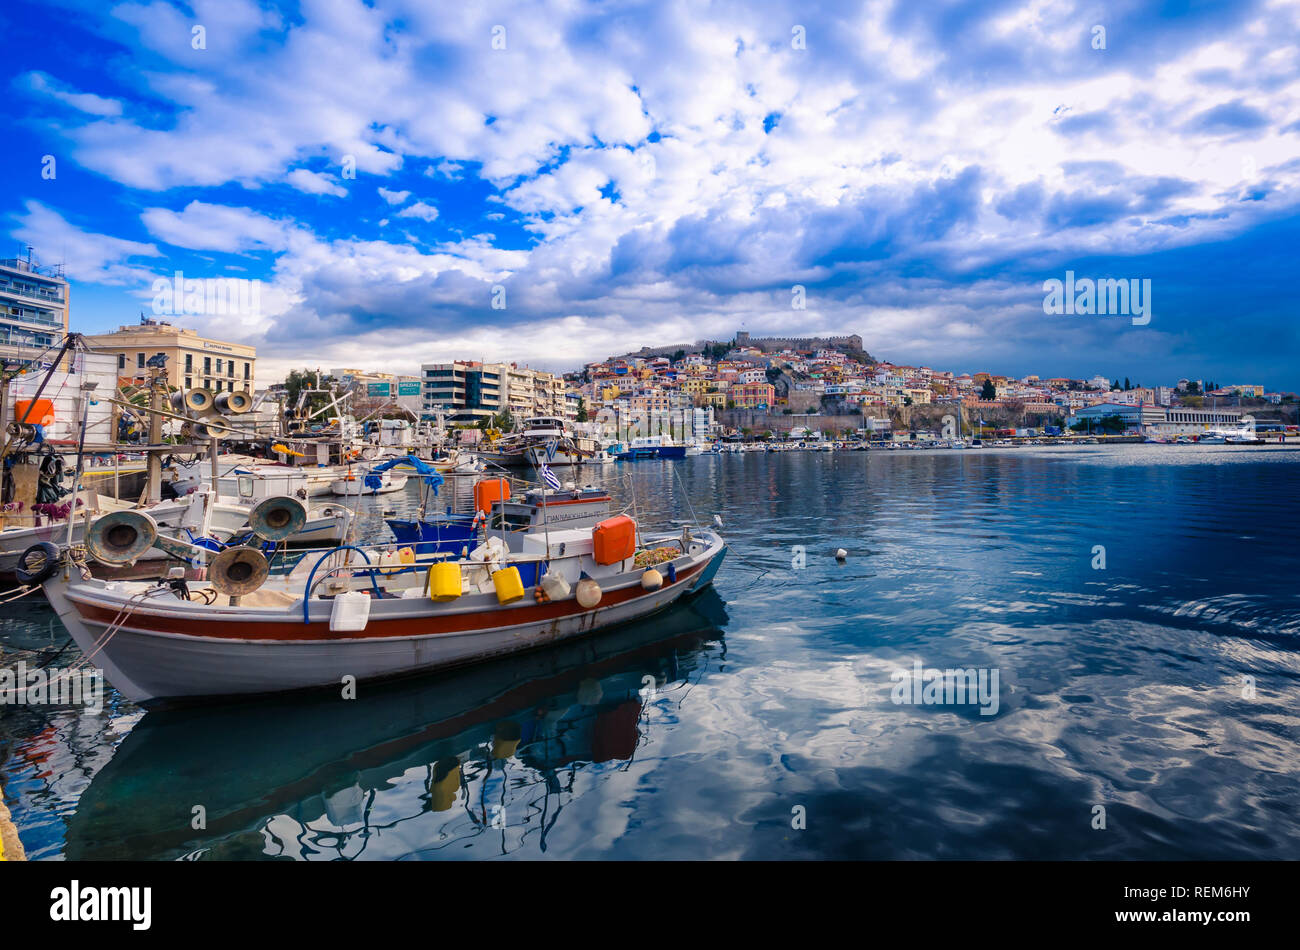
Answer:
[539,462,561,491]
[545,438,558,462]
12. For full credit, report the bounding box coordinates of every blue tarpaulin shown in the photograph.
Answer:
[366,454,445,494]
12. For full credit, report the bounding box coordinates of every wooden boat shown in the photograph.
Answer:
[34,498,727,707]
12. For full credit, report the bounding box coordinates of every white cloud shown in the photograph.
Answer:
[396,201,439,222]
[11,201,159,286]
[377,187,411,205]
[286,169,348,197]
[425,159,464,179]
[20,71,122,117]
[141,201,293,253]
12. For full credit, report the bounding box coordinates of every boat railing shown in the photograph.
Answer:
[301,545,384,621]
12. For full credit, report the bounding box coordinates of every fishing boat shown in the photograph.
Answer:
[387,483,613,556]
[31,491,728,706]
[168,462,353,546]
[329,470,408,495]
[477,417,601,468]
[611,434,687,460]
[1,494,208,579]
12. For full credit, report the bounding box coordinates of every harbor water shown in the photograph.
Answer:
[2,444,1299,859]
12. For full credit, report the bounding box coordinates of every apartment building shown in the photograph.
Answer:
[0,253,68,366]
[421,361,506,423]
[421,360,568,423]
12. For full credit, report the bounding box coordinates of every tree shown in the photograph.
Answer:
[576,398,588,422]
[980,379,996,400]
[284,369,333,417]
[1123,377,1131,390]
[1099,414,1126,433]
[765,366,782,383]
[671,349,686,363]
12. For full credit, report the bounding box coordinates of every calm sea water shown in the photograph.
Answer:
[2,444,1299,860]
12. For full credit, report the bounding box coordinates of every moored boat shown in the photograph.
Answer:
[329,470,409,495]
[34,499,727,706]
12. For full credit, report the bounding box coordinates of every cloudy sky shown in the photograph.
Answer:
[4,0,1299,387]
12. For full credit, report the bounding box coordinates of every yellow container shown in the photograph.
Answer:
[428,562,462,601]
[397,547,415,567]
[492,566,525,604]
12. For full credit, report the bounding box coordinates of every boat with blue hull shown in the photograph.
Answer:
[611,435,687,460]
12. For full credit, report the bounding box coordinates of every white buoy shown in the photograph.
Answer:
[835,548,848,561]
[576,577,602,608]
[641,569,663,590]
[713,514,723,527]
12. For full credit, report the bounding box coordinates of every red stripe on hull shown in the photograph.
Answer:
[71,561,703,642]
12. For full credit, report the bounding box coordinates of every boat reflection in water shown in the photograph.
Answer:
[66,588,728,860]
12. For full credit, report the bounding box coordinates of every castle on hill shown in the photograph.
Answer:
[620,330,864,360]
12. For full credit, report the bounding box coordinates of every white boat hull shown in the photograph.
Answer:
[1,498,202,576]
[330,474,408,496]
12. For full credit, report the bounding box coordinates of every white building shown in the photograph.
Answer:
[0,253,68,367]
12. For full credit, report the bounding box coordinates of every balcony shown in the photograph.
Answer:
[0,281,65,306]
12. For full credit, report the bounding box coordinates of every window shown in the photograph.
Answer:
[137,352,145,368]
[243,362,250,380]
[215,358,223,374]
[185,376,192,388]
[228,361,234,377]
[117,354,126,369]
[185,354,193,372]
[204,356,211,374]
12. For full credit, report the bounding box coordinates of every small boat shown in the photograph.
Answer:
[330,471,408,495]
[612,435,686,460]
[177,464,355,546]
[34,499,728,706]
[1,494,207,579]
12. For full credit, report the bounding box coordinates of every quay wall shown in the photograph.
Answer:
[718,411,870,433]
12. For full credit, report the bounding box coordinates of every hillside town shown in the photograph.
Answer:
[3,254,1294,443]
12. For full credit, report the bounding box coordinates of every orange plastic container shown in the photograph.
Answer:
[14,398,54,427]
[592,514,637,565]
[473,477,512,515]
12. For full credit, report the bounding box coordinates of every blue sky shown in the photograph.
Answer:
[2,0,1298,387]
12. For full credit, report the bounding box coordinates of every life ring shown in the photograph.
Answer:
[15,542,60,585]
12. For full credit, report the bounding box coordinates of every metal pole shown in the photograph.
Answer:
[64,383,96,554]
